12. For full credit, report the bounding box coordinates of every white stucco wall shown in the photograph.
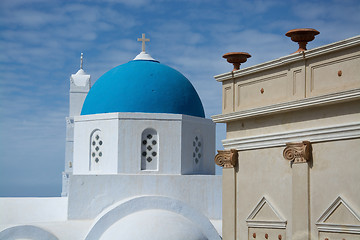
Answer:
[73,114,119,174]
[67,174,222,220]
[0,198,95,240]
[0,197,68,225]
[181,116,215,174]
[73,112,215,175]
[117,116,182,174]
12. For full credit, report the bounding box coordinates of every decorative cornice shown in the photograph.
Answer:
[222,122,360,151]
[214,149,238,168]
[283,141,311,164]
[317,223,360,234]
[214,35,360,82]
[212,88,360,123]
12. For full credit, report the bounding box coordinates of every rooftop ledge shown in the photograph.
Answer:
[214,35,360,82]
[75,112,213,123]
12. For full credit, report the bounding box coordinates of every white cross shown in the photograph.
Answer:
[137,33,150,52]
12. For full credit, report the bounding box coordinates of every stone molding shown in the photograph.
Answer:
[212,88,360,123]
[283,141,311,164]
[221,122,360,151]
[214,149,238,168]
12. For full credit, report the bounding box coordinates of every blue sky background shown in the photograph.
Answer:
[0,0,359,197]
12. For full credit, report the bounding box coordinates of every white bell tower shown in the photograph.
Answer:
[62,53,91,197]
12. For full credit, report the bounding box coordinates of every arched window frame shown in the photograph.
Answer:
[89,129,103,171]
[141,128,159,171]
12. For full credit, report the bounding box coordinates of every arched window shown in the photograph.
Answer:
[141,128,158,171]
[90,129,103,171]
[193,135,202,171]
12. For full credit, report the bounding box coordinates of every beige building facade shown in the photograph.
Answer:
[213,35,360,240]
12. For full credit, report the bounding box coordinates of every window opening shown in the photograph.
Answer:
[193,135,202,169]
[141,128,158,170]
[90,129,103,171]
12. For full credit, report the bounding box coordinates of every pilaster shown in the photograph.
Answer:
[283,141,312,240]
[215,149,238,240]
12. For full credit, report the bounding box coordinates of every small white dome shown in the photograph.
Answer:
[75,68,87,75]
[133,51,156,61]
[71,68,90,87]
[100,209,208,240]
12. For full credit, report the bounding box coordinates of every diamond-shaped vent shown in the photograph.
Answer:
[90,130,104,170]
[141,129,158,171]
[192,135,202,166]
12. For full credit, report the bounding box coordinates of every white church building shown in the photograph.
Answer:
[0,35,222,240]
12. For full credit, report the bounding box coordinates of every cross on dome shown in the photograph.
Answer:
[133,33,156,61]
[137,33,150,52]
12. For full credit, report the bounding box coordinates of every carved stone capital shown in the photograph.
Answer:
[283,141,311,164]
[215,149,238,168]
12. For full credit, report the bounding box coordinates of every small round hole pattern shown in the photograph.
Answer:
[90,131,103,164]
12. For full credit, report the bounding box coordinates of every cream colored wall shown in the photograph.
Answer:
[226,100,360,140]
[306,46,360,98]
[222,79,235,114]
[233,62,305,112]
[236,147,292,240]
[218,41,360,116]
[310,138,360,239]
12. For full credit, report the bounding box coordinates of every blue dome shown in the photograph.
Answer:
[81,60,205,118]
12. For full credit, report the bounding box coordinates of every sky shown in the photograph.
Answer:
[0,0,359,197]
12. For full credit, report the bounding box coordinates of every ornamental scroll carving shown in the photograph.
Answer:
[283,141,311,164]
[214,149,238,168]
